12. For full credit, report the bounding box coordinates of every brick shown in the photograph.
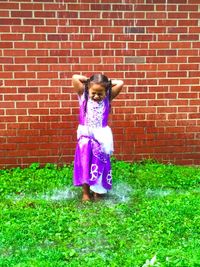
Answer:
[37,57,58,64]
[178,20,198,27]
[179,34,199,41]
[68,4,89,10]
[4,95,25,101]
[14,42,36,49]
[168,0,187,3]
[136,107,156,113]
[128,43,148,50]
[1,143,17,150]
[125,57,145,63]
[147,27,166,34]
[81,26,101,34]
[189,12,200,19]
[3,49,25,57]
[23,19,44,25]
[179,78,199,85]
[189,27,200,34]
[69,19,90,26]
[178,106,197,112]
[39,102,60,108]
[136,35,157,41]
[168,27,188,33]
[92,19,112,27]
[146,12,167,19]
[134,4,154,11]
[15,72,36,79]
[38,42,59,49]
[168,12,188,19]
[137,50,156,57]
[91,4,111,10]
[0,101,15,108]
[124,12,146,20]
[190,86,200,92]
[113,4,133,11]
[171,42,191,49]
[44,3,66,10]
[15,57,36,64]
[5,80,26,87]
[157,49,177,56]
[46,19,61,26]
[11,11,32,17]
[158,34,178,41]
[28,80,49,86]
[188,57,200,63]
[0,42,13,48]
[102,12,123,19]
[1,34,23,41]
[35,26,56,33]
[34,11,56,18]
[179,4,198,11]
[189,71,200,77]
[168,71,187,77]
[72,64,93,72]
[0,72,12,79]
[47,34,68,41]
[167,57,187,63]
[24,34,46,41]
[7,123,29,130]
[0,3,19,9]
[18,116,39,122]
[124,26,145,34]
[156,4,176,11]
[178,49,198,56]
[180,64,199,71]
[0,26,10,32]
[21,3,43,10]
[27,50,48,57]
[0,19,21,25]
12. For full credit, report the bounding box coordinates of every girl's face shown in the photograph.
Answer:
[88,83,106,102]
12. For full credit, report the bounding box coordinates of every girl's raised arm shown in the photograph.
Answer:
[72,74,88,95]
[110,79,124,100]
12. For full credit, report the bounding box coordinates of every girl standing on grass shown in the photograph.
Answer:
[72,74,124,201]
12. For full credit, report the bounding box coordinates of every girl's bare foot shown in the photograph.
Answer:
[82,193,91,202]
[93,192,104,201]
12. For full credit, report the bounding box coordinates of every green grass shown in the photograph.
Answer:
[1,160,200,267]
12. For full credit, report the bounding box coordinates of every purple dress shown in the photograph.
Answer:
[73,92,113,193]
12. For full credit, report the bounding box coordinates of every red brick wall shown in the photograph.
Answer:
[0,0,200,168]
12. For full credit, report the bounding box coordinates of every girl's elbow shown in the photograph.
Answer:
[120,80,124,86]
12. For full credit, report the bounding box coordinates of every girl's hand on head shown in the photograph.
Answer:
[72,74,88,95]
[110,79,124,100]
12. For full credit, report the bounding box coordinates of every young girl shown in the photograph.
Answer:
[72,74,124,201]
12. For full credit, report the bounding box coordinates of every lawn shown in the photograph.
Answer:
[1,160,200,267]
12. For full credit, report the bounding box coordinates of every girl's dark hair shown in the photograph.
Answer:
[83,74,112,113]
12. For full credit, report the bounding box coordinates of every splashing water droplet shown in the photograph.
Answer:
[106,182,133,204]
[43,187,78,201]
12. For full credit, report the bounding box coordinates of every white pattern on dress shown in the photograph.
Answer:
[86,99,104,128]
[90,164,98,181]
[106,170,112,185]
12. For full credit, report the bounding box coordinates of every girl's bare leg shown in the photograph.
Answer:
[82,183,91,201]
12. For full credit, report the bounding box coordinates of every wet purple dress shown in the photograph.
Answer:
[73,92,113,193]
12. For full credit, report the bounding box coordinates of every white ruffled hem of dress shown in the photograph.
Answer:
[77,124,113,194]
